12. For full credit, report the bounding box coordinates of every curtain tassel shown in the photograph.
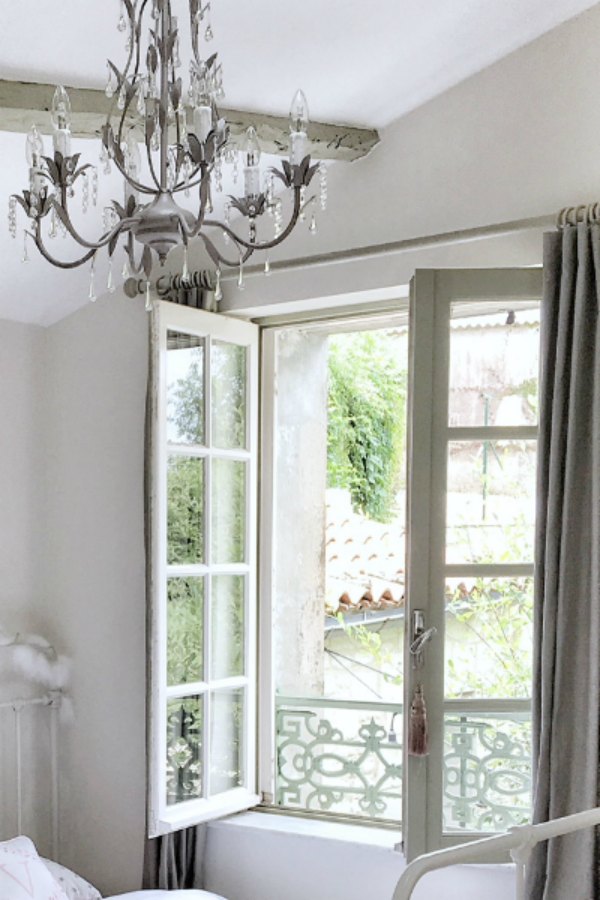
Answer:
[408,684,428,757]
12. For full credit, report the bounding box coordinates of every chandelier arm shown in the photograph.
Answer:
[30,230,97,270]
[197,231,255,270]
[202,187,303,252]
[49,198,134,251]
[115,0,150,150]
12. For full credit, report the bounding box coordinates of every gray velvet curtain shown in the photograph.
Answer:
[143,304,208,891]
[143,826,207,890]
[527,224,600,899]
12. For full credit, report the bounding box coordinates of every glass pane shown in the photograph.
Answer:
[167,455,205,565]
[211,575,245,679]
[445,577,533,699]
[167,577,204,686]
[443,712,532,832]
[167,331,205,445]
[211,459,246,564]
[166,696,203,806]
[210,689,244,795]
[446,440,536,564]
[212,341,247,450]
[448,305,540,427]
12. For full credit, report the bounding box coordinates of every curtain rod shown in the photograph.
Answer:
[228,203,599,279]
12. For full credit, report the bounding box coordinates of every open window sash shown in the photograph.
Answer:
[403,269,543,861]
[147,300,259,837]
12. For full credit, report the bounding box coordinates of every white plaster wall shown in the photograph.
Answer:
[38,294,149,896]
[223,2,600,315]
[204,816,516,900]
[0,319,45,629]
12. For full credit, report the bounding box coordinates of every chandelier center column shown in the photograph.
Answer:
[160,0,171,191]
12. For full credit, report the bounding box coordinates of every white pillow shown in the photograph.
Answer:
[0,836,68,900]
[42,859,102,900]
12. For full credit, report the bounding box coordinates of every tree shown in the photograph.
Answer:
[327,330,407,523]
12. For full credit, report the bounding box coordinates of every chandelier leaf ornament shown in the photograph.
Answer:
[8,0,328,306]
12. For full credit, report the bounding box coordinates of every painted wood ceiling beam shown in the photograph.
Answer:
[0,79,380,162]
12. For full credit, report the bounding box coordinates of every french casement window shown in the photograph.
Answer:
[149,267,543,855]
[148,301,259,836]
[259,268,542,860]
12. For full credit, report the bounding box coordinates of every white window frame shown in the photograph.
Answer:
[257,269,544,858]
[148,300,260,837]
[403,268,543,860]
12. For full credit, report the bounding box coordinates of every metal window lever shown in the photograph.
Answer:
[409,610,437,669]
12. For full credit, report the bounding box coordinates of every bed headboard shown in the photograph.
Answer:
[0,633,68,858]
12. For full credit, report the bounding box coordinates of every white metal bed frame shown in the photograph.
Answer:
[0,691,62,859]
[393,806,600,899]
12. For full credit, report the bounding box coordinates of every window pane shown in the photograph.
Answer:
[166,696,203,806]
[211,459,246,564]
[443,712,532,832]
[448,306,540,427]
[211,575,245,679]
[167,331,205,445]
[167,577,204,686]
[212,341,247,450]
[210,689,244,795]
[446,441,536,564]
[167,455,205,565]
[445,577,533,699]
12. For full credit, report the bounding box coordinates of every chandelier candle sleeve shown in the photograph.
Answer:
[9,0,326,303]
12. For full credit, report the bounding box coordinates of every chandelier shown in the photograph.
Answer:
[9,0,327,307]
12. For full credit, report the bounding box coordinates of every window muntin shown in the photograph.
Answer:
[149,306,259,836]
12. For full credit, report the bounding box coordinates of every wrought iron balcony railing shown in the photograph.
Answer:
[275,696,531,829]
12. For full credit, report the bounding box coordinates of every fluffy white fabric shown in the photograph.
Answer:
[42,859,102,900]
[0,836,68,900]
[106,892,227,899]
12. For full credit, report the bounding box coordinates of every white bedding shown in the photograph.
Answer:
[106,892,226,899]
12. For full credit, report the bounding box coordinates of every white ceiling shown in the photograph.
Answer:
[0,0,598,326]
[0,0,597,128]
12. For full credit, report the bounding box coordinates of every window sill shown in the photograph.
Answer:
[209,809,401,851]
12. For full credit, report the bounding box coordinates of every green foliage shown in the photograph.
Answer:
[167,577,204,686]
[169,356,204,444]
[446,577,533,699]
[327,331,406,522]
[167,456,204,565]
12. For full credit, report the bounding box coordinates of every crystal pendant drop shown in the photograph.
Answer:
[182,245,190,284]
[117,0,127,32]
[22,230,29,263]
[105,64,115,99]
[214,268,223,303]
[122,259,131,280]
[151,122,160,152]
[107,257,116,294]
[309,213,317,235]
[91,168,99,206]
[205,23,214,41]
[319,163,328,211]
[82,173,89,214]
[237,260,245,291]
[299,185,307,222]
[8,196,17,239]
[264,255,271,276]
[137,83,146,117]
[118,85,127,111]
[89,256,97,302]
[145,281,153,312]
[49,208,57,240]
